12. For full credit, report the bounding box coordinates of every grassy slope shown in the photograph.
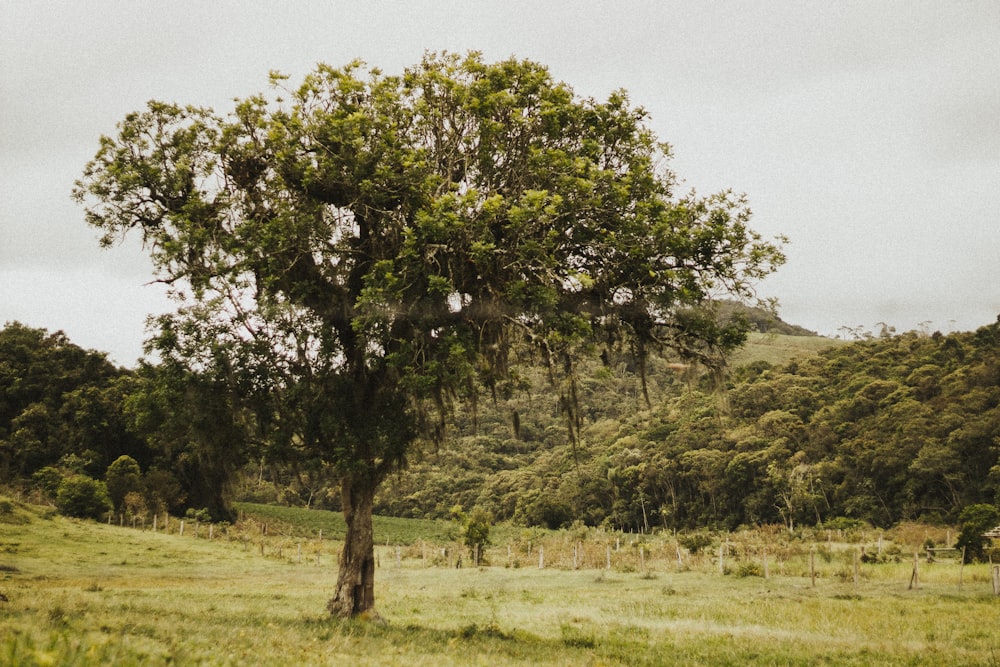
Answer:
[729,332,845,368]
[4,500,1000,666]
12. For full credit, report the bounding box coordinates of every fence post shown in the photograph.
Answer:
[909,553,920,590]
[538,547,544,569]
[992,565,1000,596]
[956,553,964,590]
[810,547,816,587]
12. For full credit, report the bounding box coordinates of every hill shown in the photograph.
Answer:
[358,320,1000,531]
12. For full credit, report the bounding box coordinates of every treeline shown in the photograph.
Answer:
[0,322,243,520]
[4,317,1000,532]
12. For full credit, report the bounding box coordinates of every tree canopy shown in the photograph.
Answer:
[74,53,783,616]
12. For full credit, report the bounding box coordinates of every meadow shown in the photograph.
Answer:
[3,498,1000,666]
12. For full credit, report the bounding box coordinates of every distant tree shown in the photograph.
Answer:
[105,454,143,514]
[955,503,1000,563]
[0,322,133,481]
[55,474,112,520]
[121,364,247,520]
[142,468,186,516]
[451,504,492,561]
[75,53,783,616]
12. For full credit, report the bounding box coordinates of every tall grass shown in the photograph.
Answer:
[3,497,1000,665]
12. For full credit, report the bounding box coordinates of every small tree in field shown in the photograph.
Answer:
[74,53,783,617]
[451,505,493,561]
[956,503,1000,563]
[56,474,112,520]
[105,454,142,515]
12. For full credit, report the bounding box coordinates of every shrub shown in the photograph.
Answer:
[55,475,112,519]
[31,467,64,497]
[678,531,714,554]
[735,562,763,578]
[956,504,1000,563]
[105,455,142,514]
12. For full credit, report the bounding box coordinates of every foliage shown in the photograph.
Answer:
[73,53,782,615]
[358,319,1000,533]
[54,474,112,519]
[451,504,493,556]
[105,454,142,513]
[955,503,999,563]
[0,322,144,482]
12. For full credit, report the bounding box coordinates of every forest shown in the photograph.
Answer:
[3,311,999,533]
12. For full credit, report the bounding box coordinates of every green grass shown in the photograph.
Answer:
[730,332,845,368]
[4,500,1000,665]
[235,502,460,544]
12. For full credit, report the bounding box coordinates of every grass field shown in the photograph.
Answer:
[729,332,845,368]
[4,498,1000,666]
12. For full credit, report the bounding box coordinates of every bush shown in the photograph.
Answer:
[956,504,1000,563]
[105,455,142,514]
[32,467,63,497]
[678,531,714,554]
[55,475,112,519]
[735,562,763,578]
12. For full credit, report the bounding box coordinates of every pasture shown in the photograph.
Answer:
[3,499,1000,665]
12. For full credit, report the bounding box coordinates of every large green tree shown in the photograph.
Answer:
[74,53,783,616]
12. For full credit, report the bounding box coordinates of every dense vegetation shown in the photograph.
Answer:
[4,314,999,537]
[366,318,1000,532]
[0,322,238,521]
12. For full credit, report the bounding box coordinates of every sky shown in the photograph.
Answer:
[2,1,999,366]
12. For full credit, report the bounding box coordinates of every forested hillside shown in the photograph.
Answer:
[367,320,1000,531]
[3,317,1000,531]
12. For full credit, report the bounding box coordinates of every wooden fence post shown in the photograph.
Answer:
[992,565,1000,596]
[810,547,816,587]
[909,553,920,590]
[538,547,545,569]
[959,547,966,592]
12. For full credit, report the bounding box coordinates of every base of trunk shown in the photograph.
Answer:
[327,476,378,617]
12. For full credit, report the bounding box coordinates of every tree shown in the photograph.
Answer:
[55,474,112,520]
[105,454,143,514]
[955,503,1000,563]
[74,53,783,616]
[121,363,249,520]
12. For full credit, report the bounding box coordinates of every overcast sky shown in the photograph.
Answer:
[2,1,999,366]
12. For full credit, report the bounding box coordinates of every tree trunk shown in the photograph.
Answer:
[327,475,378,617]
